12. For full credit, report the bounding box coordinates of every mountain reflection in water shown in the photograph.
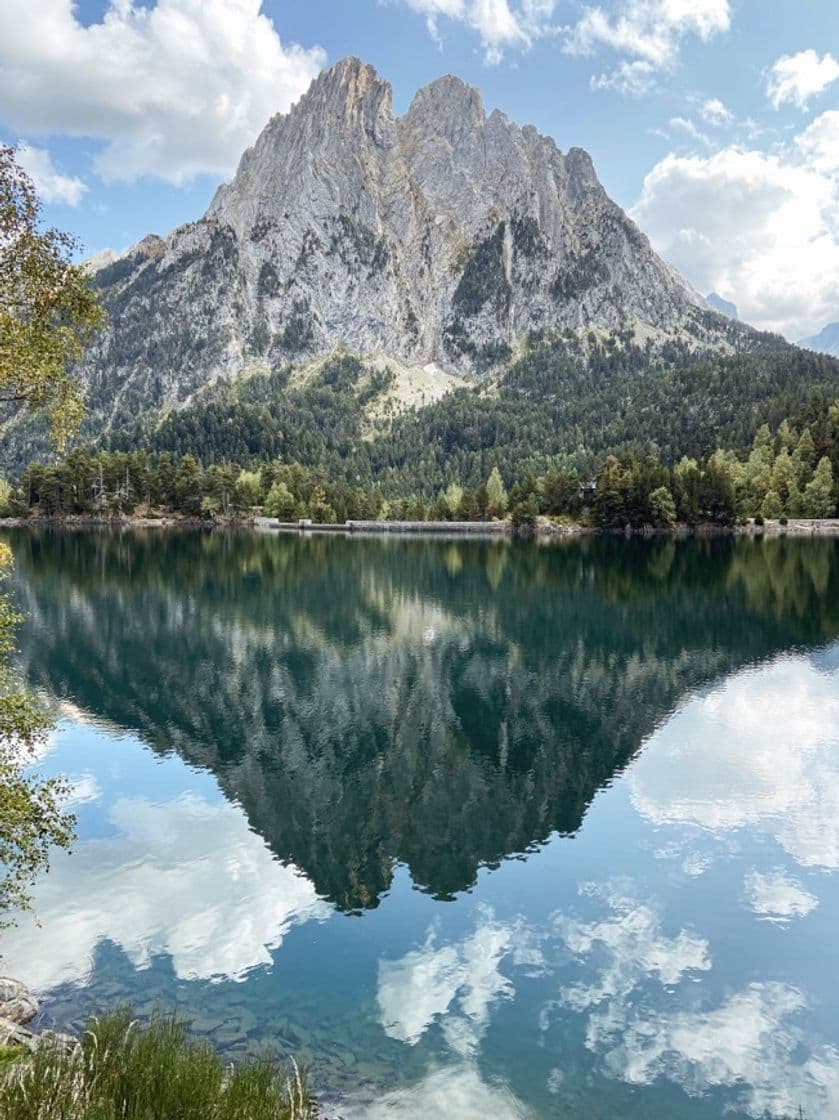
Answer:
[3,529,839,1119]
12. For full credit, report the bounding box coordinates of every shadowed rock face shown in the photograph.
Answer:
[8,529,839,912]
[65,57,758,446]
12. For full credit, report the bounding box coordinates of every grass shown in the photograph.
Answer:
[0,1048,21,1069]
[0,1007,317,1120]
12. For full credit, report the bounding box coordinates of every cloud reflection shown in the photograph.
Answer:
[548,883,839,1118]
[744,869,818,923]
[629,653,839,868]
[377,908,537,1055]
[1,793,330,990]
[359,1063,533,1120]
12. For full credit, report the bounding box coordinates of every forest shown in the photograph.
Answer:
[4,398,837,529]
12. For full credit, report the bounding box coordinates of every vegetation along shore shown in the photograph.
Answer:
[3,396,837,535]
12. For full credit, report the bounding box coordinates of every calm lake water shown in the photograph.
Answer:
[2,528,839,1119]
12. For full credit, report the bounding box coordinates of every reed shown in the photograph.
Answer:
[0,1007,316,1120]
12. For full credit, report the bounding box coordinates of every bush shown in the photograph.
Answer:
[753,514,764,526]
[0,1008,316,1120]
[510,496,539,535]
[779,515,788,526]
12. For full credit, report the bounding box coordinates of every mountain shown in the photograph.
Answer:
[66,60,767,438]
[706,292,738,320]
[6,56,830,477]
[800,322,839,358]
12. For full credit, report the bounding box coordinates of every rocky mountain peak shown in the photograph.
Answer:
[404,73,485,137]
[71,57,754,447]
[298,55,394,143]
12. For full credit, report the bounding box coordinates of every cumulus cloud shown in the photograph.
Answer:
[553,884,710,1019]
[566,0,731,94]
[796,109,839,172]
[766,49,839,110]
[361,1062,532,1119]
[631,127,839,339]
[699,96,733,126]
[546,882,839,1118]
[605,983,839,1118]
[744,869,818,923]
[377,909,527,1053]
[397,0,558,63]
[0,793,330,991]
[628,653,839,868]
[0,0,325,184]
[14,143,87,206]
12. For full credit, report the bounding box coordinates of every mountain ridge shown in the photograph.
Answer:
[4,56,815,474]
[800,322,839,358]
[72,60,761,418]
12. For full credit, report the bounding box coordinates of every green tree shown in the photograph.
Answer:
[541,468,580,517]
[802,457,835,518]
[441,482,464,520]
[770,449,798,515]
[793,427,816,485]
[0,544,75,922]
[673,457,701,523]
[173,454,202,516]
[0,145,103,447]
[0,152,94,924]
[761,489,783,520]
[264,481,297,520]
[485,467,508,518]
[648,485,677,527]
[234,469,261,511]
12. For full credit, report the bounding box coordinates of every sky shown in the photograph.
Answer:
[1,0,838,340]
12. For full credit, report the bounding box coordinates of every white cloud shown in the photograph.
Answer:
[546,882,839,1118]
[744,869,818,923]
[682,851,713,877]
[700,97,733,126]
[14,142,88,206]
[631,133,839,339]
[566,0,731,94]
[796,109,839,173]
[377,909,523,1053]
[590,58,658,95]
[766,49,839,110]
[0,0,325,184]
[668,116,711,145]
[397,0,558,63]
[62,773,102,806]
[628,653,839,868]
[553,884,710,1020]
[605,983,839,1118]
[360,1062,533,1119]
[0,792,330,991]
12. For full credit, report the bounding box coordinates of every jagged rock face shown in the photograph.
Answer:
[82,57,709,430]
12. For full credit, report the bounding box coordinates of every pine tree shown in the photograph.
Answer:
[802,457,835,518]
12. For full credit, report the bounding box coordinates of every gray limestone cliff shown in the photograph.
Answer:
[79,57,735,434]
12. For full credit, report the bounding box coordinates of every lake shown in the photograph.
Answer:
[2,528,839,1119]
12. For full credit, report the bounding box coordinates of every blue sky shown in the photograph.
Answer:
[1,1,838,338]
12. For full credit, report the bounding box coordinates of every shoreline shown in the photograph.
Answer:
[2,514,839,538]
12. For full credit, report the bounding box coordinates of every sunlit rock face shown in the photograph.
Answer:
[67,57,753,444]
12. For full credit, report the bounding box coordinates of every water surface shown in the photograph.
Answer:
[3,529,839,1118]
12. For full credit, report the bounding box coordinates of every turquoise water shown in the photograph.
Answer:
[3,528,839,1118]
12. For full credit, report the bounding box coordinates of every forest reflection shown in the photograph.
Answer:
[7,528,839,909]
